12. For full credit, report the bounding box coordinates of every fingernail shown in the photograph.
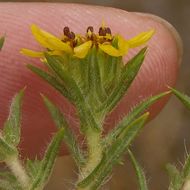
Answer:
[134,13,183,66]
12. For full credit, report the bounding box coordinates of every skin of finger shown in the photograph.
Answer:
[0,3,179,158]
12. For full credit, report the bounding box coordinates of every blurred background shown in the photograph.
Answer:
[0,0,189,189]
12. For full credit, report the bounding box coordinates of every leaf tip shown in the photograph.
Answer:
[0,36,5,51]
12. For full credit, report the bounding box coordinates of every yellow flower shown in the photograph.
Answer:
[73,41,92,58]
[31,24,72,53]
[98,29,155,57]
[21,24,155,59]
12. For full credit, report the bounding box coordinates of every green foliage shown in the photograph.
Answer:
[171,88,190,110]
[0,171,22,190]
[182,154,190,179]
[26,159,42,180]
[42,95,85,166]
[45,53,101,132]
[0,36,5,50]
[128,149,148,190]
[0,26,174,190]
[78,113,149,189]
[166,155,190,190]
[26,46,171,190]
[166,164,183,190]
[98,47,147,113]
[0,89,24,161]
[104,91,170,147]
[3,88,24,146]
[28,128,64,190]
[0,89,65,190]
[27,64,73,102]
[0,137,18,162]
[168,88,190,190]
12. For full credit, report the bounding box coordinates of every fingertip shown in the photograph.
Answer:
[133,12,183,66]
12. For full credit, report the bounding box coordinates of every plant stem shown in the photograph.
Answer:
[77,128,103,190]
[6,156,30,189]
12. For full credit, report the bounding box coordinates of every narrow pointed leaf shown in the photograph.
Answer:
[98,47,147,113]
[42,95,85,166]
[0,179,21,190]
[104,91,170,146]
[0,171,22,190]
[3,89,24,146]
[88,48,106,103]
[25,159,42,179]
[182,154,190,179]
[166,164,183,190]
[45,54,100,132]
[29,128,64,190]
[104,56,122,93]
[27,64,73,102]
[0,136,18,162]
[128,149,148,190]
[78,113,149,189]
[171,88,190,110]
[0,36,5,50]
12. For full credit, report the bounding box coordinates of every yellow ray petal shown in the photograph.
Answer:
[47,38,72,53]
[31,24,72,53]
[74,41,92,58]
[31,24,53,49]
[48,50,63,56]
[20,48,44,58]
[127,29,155,48]
[117,35,129,55]
[99,43,122,57]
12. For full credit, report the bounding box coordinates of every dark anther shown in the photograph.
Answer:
[106,27,111,35]
[63,26,70,36]
[73,40,77,47]
[87,26,94,33]
[70,32,75,40]
[99,27,106,36]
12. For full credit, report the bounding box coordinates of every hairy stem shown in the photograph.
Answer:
[6,156,30,189]
[77,128,103,190]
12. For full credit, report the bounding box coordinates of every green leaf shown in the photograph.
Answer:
[171,88,190,110]
[0,170,17,182]
[98,47,147,113]
[29,128,64,190]
[0,137,18,162]
[0,178,22,190]
[0,171,21,190]
[88,48,107,103]
[128,149,148,190]
[78,113,149,189]
[3,89,24,146]
[0,36,5,50]
[103,56,123,94]
[42,95,85,166]
[45,53,100,132]
[25,159,42,179]
[104,91,170,147]
[166,164,183,190]
[27,64,73,102]
[182,154,190,179]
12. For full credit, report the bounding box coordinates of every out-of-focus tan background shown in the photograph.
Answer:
[1,0,189,189]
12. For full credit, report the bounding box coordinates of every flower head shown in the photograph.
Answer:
[21,23,154,59]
